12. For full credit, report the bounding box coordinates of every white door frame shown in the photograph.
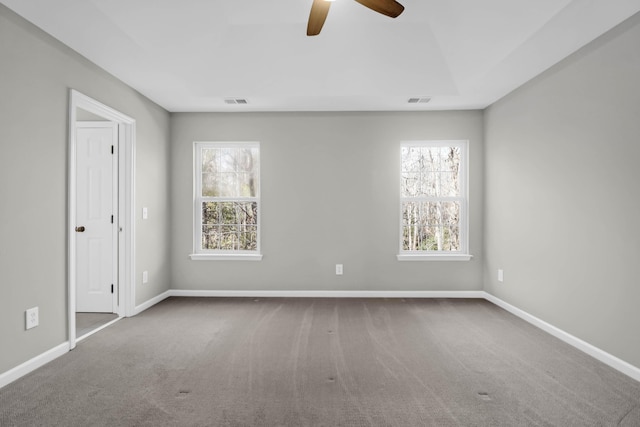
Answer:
[68,89,136,350]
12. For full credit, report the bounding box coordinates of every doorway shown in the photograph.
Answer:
[68,90,136,349]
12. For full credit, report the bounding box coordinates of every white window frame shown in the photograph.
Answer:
[397,140,472,261]
[190,141,262,261]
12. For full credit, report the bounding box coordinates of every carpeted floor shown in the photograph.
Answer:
[76,312,119,338]
[1,297,639,426]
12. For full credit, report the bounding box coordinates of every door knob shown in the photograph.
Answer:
[75,226,86,232]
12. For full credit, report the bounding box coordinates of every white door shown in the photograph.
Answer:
[75,122,118,313]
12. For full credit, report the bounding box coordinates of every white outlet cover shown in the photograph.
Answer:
[26,307,39,330]
[336,264,343,275]
[142,271,149,284]
[498,269,504,282]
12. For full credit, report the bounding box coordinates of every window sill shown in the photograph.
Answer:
[397,253,473,261]
[189,253,263,261]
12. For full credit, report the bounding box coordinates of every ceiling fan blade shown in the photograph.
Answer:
[354,0,404,18]
[307,0,332,36]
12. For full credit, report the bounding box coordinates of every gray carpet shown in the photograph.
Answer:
[1,297,639,426]
[76,312,119,338]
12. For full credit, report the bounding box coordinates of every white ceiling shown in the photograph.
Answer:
[3,0,640,112]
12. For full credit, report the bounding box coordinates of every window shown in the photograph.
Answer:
[191,142,262,260]
[398,141,471,261]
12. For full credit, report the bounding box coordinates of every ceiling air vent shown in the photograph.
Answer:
[224,98,249,105]
[408,97,431,104]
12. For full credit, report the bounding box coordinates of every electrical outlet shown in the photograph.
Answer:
[142,271,149,284]
[26,307,39,330]
[336,264,343,275]
[142,207,148,219]
[498,269,504,283]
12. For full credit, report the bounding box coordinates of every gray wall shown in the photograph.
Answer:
[484,13,640,367]
[171,111,484,291]
[0,5,171,374]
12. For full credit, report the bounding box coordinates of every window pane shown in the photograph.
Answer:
[219,172,238,197]
[443,226,460,251]
[202,202,219,224]
[438,171,459,196]
[200,201,258,251]
[402,146,461,197]
[219,202,237,225]
[219,148,238,173]
[240,173,257,197]
[420,172,438,197]
[402,225,461,251]
[239,202,257,226]
[202,173,219,197]
[203,202,257,226]
[202,149,220,174]
[401,146,421,172]
[239,227,257,251]
[202,225,220,250]
[401,172,421,197]
[422,147,440,172]
[220,226,238,250]
[201,147,259,197]
[426,201,460,226]
[402,201,460,251]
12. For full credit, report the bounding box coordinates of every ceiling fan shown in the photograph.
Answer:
[307,0,405,36]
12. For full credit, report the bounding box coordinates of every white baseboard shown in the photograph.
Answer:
[169,289,486,299]
[483,292,640,383]
[0,342,69,389]
[133,290,172,315]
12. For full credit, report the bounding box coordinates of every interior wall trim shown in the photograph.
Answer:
[0,342,69,389]
[483,292,640,383]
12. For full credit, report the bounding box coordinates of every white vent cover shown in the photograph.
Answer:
[224,98,249,105]
[408,97,432,104]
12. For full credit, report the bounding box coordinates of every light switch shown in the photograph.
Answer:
[142,207,148,219]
